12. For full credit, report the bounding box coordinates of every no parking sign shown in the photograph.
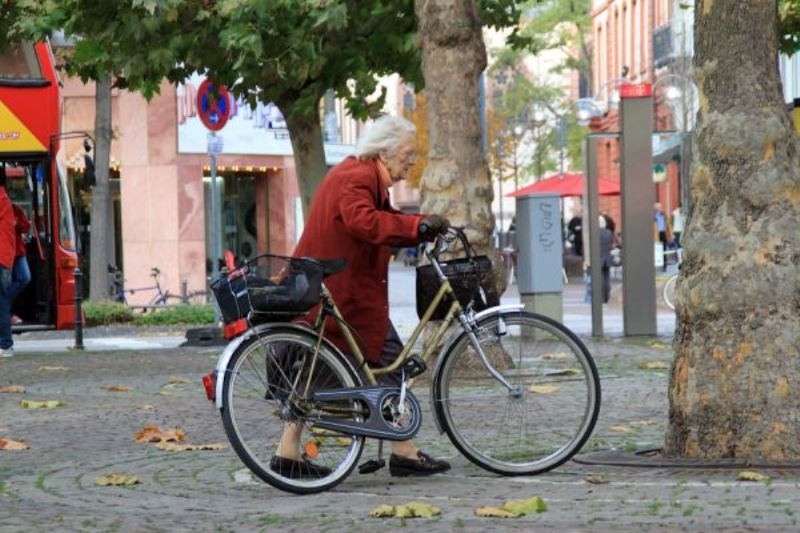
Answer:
[196,79,231,131]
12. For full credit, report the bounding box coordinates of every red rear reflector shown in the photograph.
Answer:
[202,372,216,401]
[223,319,248,339]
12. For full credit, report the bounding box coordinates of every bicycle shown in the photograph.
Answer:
[107,265,182,310]
[204,227,601,494]
[663,271,678,310]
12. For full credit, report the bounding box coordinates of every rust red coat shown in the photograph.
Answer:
[293,156,424,363]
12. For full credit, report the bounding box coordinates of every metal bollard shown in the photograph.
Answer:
[73,266,84,350]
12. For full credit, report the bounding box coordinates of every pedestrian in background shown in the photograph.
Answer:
[567,207,584,257]
[653,202,671,271]
[9,203,31,324]
[671,206,683,248]
[0,168,17,357]
[598,215,614,304]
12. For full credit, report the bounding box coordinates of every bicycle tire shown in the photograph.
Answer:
[663,274,678,310]
[221,325,365,494]
[432,309,600,475]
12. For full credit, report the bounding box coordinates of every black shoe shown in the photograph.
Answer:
[270,456,332,479]
[389,451,451,477]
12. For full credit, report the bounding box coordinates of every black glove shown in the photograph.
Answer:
[418,214,450,238]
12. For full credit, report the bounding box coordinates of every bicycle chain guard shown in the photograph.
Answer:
[309,386,422,441]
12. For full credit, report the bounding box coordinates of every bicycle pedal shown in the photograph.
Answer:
[358,458,386,474]
[402,354,427,379]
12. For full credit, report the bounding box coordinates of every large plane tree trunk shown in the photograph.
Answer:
[665,0,800,459]
[88,73,113,302]
[414,0,494,250]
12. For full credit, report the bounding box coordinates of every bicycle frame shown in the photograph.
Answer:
[212,229,520,419]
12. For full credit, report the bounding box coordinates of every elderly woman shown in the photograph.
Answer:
[272,115,450,479]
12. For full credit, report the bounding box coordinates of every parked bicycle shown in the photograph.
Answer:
[107,265,182,310]
[663,271,678,311]
[204,227,601,494]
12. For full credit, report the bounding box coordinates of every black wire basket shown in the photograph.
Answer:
[210,254,324,324]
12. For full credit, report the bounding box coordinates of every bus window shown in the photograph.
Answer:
[0,42,45,82]
[56,162,75,250]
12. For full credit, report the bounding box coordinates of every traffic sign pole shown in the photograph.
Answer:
[197,80,231,326]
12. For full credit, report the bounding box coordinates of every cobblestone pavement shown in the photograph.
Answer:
[3,336,800,532]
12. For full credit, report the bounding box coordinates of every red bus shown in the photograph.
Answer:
[0,41,79,331]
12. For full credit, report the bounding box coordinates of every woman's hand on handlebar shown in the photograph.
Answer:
[418,214,450,239]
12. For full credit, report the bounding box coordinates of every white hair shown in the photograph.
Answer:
[355,115,416,158]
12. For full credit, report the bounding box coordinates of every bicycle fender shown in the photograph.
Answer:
[428,304,525,434]
[213,322,355,409]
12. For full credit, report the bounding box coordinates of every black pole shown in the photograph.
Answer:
[73,266,84,350]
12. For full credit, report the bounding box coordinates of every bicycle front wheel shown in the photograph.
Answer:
[663,274,677,310]
[433,310,600,475]
[221,326,365,494]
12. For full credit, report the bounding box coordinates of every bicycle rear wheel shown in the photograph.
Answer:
[433,310,600,475]
[221,325,364,494]
[663,274,677,310]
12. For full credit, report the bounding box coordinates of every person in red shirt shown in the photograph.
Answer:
[273,115,451,479]
[8,203,31,324]
[0,174,16,357]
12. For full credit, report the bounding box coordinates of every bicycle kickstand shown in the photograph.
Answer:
[358,440,386,474]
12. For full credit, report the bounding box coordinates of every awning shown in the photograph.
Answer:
[505,171,620,198]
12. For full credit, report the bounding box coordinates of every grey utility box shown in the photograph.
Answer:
[516,192,563,322]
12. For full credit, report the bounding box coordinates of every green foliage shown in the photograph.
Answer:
[781,0,800,56]
[133,304,214,326]
[82,300,136,326]
[82,300,214,326]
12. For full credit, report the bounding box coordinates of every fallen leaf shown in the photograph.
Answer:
[647,340,668,349]
[137,405,156,412]
[134,425,186,443]
[610,425,632,433]
[369,504,396,518]
[585,474,609,484]
[0,385,24,393]
[368,502,440,518]
[0,438,29,450]
[639,360,669,370]
[38,366,68,372]
[101,385,131,392]
[527,384,558,394]
[167,376,189,384]
[737,470,771,482]
[155,442,225,452]
[502,496,547,515]
[95,473,139,486]
[475,506,520,518]
[630,420,658,427]
[20,399,64,409]
[541,352,570,360]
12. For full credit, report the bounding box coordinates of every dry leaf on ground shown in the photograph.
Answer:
[585,474,609,484]
[95,473,140,486]
[0,385,25,393]
[0,438,29,450]
[137,404,156,412]
[527,385,558,394]
[639,360,669,370]
[475,496,547,518]
[737,470,771,482]
[610,425,632,433]
[368,501,440,518]
[101,385,131,392]
[155,442,225,452]
[167,377,189,384]
[20,399,64,409]
[134,425,186,443]
[475,507,520,518]
[38,366,68,372]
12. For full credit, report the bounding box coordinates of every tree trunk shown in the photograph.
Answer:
[415,0,495,251]
[282,97,327,221]
[88,73,113,302]
[665,0,800,459]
